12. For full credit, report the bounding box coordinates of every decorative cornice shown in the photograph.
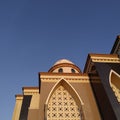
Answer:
[15,94,23,100]
[22,87,39,95]
[40,74,100,83]
[90,54,120,63]
[40,72,88,77]
[22,87,39,90]
[39,73,90,83]
[41,78,90,82]
[84,53,120,73]
[39,72,86,76]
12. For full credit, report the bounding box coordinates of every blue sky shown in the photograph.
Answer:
[0,0,120,119]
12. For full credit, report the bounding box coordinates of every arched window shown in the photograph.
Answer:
[71,68,76,73]
[45,79,84,120]
[58,68,63,73]
[109,70,120,103]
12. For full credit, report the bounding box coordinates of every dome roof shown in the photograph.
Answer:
[48,59,82,73]
[54,59,74,66]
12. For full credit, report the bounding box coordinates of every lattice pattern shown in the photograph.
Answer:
[47,86,83,120]
[111,83,120,103]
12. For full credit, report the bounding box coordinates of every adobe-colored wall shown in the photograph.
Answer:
[38,76,101,120]
[28,109,39,120]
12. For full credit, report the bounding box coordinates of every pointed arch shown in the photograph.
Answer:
[45,78,84,105]
[109,69,120,103]
[45,79,84,120]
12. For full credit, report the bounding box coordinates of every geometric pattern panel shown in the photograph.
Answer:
[111,83,120,103]
[47,85,83,120]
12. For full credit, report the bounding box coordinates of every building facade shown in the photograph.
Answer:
[12,36,120,120]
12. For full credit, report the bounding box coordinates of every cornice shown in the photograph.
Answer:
[22,86,39,90]
[41,78,90,83]
[39,72,86,76]
[90,54,120,62]
[40,73,100,83]
[39,72,88,79]
[15,94,23,100]
[39,72,90,83]
[84,53,120,73]
[22,87,39,95]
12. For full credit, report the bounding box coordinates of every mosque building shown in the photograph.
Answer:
[12,36,120,120]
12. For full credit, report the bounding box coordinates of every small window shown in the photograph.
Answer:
[58,68,63,73]
[71,69,75,73]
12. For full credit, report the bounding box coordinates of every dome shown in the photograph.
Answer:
[54,59,74,66]
[48,59,82,73]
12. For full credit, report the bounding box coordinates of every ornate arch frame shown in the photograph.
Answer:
[45,78,84,120]
[109,69,120,103]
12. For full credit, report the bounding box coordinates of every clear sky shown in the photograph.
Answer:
[0,0,120,119]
